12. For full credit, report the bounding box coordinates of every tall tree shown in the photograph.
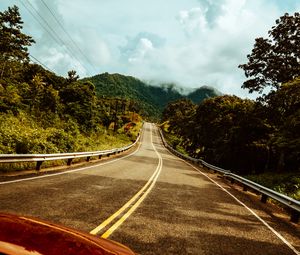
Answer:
[60,80,97,131]
[266,78,300,171]
[0,5,35,78]
[162,99,196,135]
[184,96,272,173]
[239,12,300,94]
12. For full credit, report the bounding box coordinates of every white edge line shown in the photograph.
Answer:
[178,157,300,255]
[0,135,143,185]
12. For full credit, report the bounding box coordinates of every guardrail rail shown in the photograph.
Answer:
[158,128,300,223]
[0,132,141,171]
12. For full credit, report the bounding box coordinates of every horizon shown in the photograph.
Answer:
[1,0,299,99]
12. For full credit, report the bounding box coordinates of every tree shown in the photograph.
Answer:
[266,78,300,171]
[162,98,196,135]
[265,77,300,126]
[186,96,272,174]
[239,12,300,94]
[0,5,35,78]
[60,80,97,131]
[66,70,79,83]
[0,81,21,112]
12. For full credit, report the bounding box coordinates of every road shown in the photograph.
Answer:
[0,123,299,254]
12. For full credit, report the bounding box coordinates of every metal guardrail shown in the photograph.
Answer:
[0,133,141,171]
[158,128,300,223]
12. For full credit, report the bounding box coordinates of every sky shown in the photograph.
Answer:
[1,0,299,98]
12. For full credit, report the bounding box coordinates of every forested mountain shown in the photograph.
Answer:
[187,86,222,104]
[83,73,221,119]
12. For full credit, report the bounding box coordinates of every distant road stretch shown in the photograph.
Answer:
[0,123,299,255]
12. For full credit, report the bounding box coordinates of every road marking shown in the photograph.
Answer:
[90,124,163,238]
[90,157,160,235]
[0,133,144,185]
[169,152,300,255]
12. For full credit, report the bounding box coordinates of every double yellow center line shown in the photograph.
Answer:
[90,124,163,238]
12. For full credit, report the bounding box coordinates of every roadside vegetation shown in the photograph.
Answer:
[0,6,142,172]
[161,12,300,199]
[245,173,300,201]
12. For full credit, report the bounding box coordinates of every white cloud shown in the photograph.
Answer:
[42,48,87,77]
[128,38,154,63]
[177,7,208,36]
[0,0,298,97]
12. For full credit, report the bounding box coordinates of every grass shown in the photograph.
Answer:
[245,172,300,201]
[0,119,143,173]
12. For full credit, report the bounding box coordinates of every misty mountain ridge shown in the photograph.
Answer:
[83,72,222,119]
[145,80,221,97]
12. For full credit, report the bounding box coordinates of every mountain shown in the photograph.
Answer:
[187,86,223,104]
[83,73,221,119]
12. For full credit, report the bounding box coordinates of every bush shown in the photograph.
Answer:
[245,172,300,200]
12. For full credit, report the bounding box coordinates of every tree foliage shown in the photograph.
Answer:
[162,99,196,139]
[163,82,300,174]
[0,5,34,78]
[164,12,300,175]
[0,5,142,154]
[239,12,300,93]
[266,78,300,171]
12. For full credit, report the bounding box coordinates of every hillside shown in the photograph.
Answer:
[187,86,222,104]
[83,73,221,119]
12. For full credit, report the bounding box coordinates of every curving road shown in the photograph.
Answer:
[0,123,299,254]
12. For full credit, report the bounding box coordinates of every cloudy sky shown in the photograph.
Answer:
[1,0,299,97]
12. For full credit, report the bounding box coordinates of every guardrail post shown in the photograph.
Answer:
[158,127,300,224]
[261,194,268,203]
[107,154,110,157]
[67,159,73,166]
[290,211,299,223]
[36,161,43,171]
[98,155,102,159]
[86,156,91,162]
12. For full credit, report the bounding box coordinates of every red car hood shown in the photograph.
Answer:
[0,213,135,255]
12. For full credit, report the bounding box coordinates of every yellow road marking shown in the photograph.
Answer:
[101,157,162,238]
[90,124,163,237]
[89,161,159,235]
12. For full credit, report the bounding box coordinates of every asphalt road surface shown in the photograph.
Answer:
[0,123,299,254]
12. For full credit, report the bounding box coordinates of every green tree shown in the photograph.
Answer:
[60,80,97,131]
[66,70,79,84]
[0,5,35,78]
[0,81,21,112]
[162,99,196,138]
[239,12,300,93]
[187,96,272,174]
[265,77,300,126]
[266,78,300,171]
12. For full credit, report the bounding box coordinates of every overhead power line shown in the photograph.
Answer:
[19,0,62,47]
[23,0,86,70]
[29,54,55,73]
[40,0,98,73]
[19,0,94,74]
